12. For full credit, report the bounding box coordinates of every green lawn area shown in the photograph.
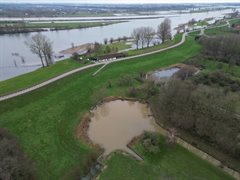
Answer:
[25,21,122,29]
[127,33,182,56]
[204,26,234,36]
[94,41,132,56]
[229,18,240,26]
[0,35,201,179]
[106,41,132,51]
[195,20,208,26]
[199,60,240,78]
[100,135,233,180]
[0,58,88,96]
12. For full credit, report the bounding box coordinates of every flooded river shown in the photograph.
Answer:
[0,8,237,81]
[87,100,158,157]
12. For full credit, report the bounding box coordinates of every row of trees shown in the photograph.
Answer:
[199,34,240,66]
[131,18,172,49]
[26,19,171,68]
[150,79,240,159]
[103,36,128,45]
[26,33,54,68]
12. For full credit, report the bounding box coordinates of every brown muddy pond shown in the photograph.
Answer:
[87,100,158,158]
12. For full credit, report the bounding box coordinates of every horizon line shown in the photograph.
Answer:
[1,2,240,4]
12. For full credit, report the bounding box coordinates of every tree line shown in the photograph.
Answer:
[199,34,240,66]
[131,18,172,49]
[150,79,240,159]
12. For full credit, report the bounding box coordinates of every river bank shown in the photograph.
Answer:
[0,8,235,81]
[0,21,125,35]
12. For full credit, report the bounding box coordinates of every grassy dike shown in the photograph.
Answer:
[0,34,182,97]
[0,59,88,96]
[0,35,201,179]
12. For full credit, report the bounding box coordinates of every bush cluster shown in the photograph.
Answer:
[151,80,240,159]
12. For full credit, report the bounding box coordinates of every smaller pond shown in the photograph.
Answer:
[147,67,180,83]
[87,100,158,158]
[152,67,180,78]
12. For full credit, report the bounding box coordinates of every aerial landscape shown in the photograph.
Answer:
[0,0,240,179]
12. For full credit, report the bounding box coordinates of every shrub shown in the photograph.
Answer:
[107,80,112,88]
[117,75,133,87]
[71,52,79,61]
[0,128,36,180]
[150,79,240,158]
[128,86,137,97]
[142,81,159,98]
[174,66,196,80]
[194,71,240,92]
[199,34,240,65]
[142,132,160,153]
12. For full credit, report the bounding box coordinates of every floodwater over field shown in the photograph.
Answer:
[0,8,238,81]
[87,100,158,157]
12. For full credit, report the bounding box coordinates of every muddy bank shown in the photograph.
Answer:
[76,97,157,159]
[87,99,157,157]
[60,43,95,55]
[76,112,103,152]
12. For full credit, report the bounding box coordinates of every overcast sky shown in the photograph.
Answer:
[0,0,240,4]
[0,0,240,3]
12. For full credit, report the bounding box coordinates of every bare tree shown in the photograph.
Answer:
[123,36,128,41]
[110,37,114,44]
[131,28,141,49]
[117,37,121,42]
[144,26,155,47]
[71,42,75,49]
[25,33,53,67]
[157,18,172,44]
[43,40,54,65]
[139,27,145,49]
[25,33,45,67]
[188,18,197,26]
[104,38,108,45]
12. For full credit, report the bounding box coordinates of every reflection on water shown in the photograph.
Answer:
[0,8,237,81]
[153,68,180,79]
[88,100,157,156]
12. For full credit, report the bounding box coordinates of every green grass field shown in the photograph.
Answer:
[100,135,233,180]
[91,41,132,57]
[0,59,89,96]
[199,60,240,77]
[205,26,233,36]
[195,20,208,26]
[106,41,132,51]
[0,35,201,179]
[229,18,240,26]
[25,21,122,29]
